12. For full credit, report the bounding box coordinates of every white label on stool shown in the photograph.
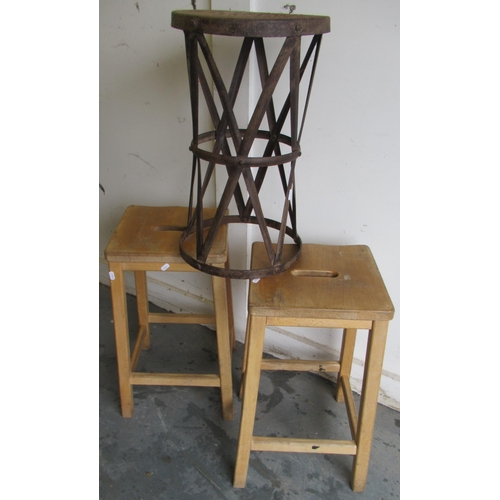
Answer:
[109,271,115,280]
[161,263,170,271]
[288,189,293,201]
[252,278,260,283]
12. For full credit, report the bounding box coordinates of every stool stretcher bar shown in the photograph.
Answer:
[148,312,216,324]
[251,437,357,455]
[260,359,341,372]
[130,373,221,387]
[129,313,223,388]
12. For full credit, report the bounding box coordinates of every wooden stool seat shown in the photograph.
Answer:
[234,243,394,491]
[105,206,234,421]
[105,205,229,265]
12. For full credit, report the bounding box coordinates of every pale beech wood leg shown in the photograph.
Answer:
[109,262,134,418]
[212,275,234,421]
[224,258,236,351]
[351,320,389,492]
[134,271,151,350]
[238,318,251,399]
[335,328,357,403]
[234,315,266,488]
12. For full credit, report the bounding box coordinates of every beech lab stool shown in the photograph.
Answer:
[234,243,394,491]
[104,206,235,421]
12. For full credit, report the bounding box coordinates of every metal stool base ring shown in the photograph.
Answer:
[179,215,302,280]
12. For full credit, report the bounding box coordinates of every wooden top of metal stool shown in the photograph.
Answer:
[249,243,394,321]
[171,10,330,38]
[104,206,228,264]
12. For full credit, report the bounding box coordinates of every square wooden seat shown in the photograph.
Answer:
[234,243,394,491]
[104,206,235,421]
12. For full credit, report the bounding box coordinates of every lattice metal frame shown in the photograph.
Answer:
[171,11,329,279]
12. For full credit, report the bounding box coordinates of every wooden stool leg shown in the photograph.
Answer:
[335,328,357,403]
[212,275,234,421]
[135,271,151,350]
[224,258,236,351]
[234,315,267,488]
[238,318,251,399]
[109,262,134,418]
[351,320,389,492]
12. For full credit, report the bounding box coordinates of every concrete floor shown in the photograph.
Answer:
[99,283,399,499]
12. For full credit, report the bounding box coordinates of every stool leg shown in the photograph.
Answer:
[211,275,234,421]
[351,320,389,492]
[109,262,134,418]
[224,258,236,351]
[234,315,266,488]
[135,271,151,350]
[335,328,357,403]
[238,318,251,399]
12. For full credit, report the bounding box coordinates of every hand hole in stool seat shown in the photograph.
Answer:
[154,225,187,231]
[291,269,339,278]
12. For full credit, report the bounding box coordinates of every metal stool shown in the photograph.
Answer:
[234,243,394,491]
[171,10,330,279]
[104,206,235,421]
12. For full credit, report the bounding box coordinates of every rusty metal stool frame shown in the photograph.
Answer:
[171,11,330,279]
